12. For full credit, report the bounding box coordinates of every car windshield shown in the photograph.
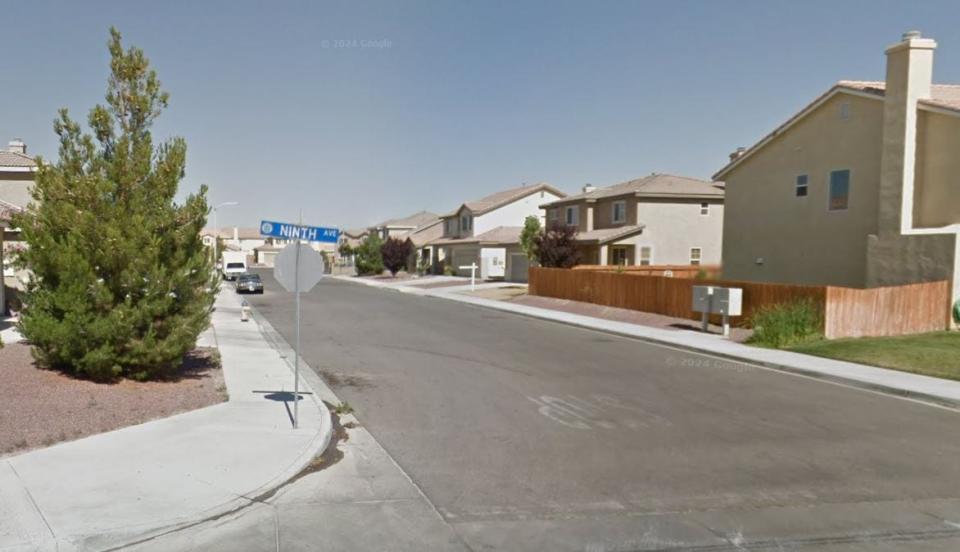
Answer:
[238,275,260,283]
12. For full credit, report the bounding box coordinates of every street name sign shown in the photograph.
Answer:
[260,220,339,243]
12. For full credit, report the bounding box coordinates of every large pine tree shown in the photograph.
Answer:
[12,28,217,381]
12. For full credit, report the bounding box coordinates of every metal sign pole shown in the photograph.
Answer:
[294,215,302,429]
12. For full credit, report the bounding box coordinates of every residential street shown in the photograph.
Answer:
[143,273,960,551]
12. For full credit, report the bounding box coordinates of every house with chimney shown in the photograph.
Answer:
[429,182,565,281]
[714,31,960,318]
[0,139,35,314]
[540,174,724,266]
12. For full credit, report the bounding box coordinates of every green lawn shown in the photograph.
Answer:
[789,331,960,381]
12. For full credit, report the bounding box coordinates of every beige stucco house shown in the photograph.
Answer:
[368,211,439,241]
[0,139,36,314]
[430,182,566,281]
[541,174,724,266]
[715,31,960,315]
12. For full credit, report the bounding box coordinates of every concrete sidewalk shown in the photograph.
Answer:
[0,290,332,552]
[334,274,960,408]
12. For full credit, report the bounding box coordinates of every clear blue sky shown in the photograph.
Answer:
[4,1,960,229]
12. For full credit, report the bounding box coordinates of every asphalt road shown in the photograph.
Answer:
[240,273,960,550]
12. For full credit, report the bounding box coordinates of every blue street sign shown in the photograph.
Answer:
[260,220,340,243]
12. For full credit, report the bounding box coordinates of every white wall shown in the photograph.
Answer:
[474,190,563,234]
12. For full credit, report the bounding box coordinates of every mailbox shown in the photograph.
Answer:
[692,286,742,316]
[691,286,743,337]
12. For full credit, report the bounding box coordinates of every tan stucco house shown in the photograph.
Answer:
[368,210,439,241]
[429,182,566,281]
[0,139,36,314]
[541,174,724,266]
[715,31,960,314]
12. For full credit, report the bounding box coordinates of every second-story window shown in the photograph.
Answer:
[445,219,456,235]
[829,169,850,211]
[460,213,472,232]
[612,200,626,223]
[700,202,709,215]
[796,174,808,197]
[564,205,579,227]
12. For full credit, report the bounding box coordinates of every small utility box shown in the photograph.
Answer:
[692,285,743,337]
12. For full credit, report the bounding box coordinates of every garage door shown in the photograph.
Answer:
[508,253,529,282]
[452,249,479,275]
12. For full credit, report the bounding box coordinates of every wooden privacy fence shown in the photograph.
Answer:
[528,267,951,339]
[572,264,721,279]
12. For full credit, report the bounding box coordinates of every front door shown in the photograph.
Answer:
[610,246,629,266]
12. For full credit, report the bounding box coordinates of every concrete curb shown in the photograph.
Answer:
[47,294,334,552]
[338,278,960,410]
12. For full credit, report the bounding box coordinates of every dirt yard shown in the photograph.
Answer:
[0,343,227,457]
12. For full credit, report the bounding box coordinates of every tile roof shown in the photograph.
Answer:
[0,150,37,169]
[407,219,444,247]
[545,174,723,206]
[444,182,565,217]
[574,224,646,244]
[201,227,264,240]
[428,226,523,246]
[714,80,960,179]
[0,198,22,223]
[375,210,439,229]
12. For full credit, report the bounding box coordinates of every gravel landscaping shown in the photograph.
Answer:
[0,342,227,456]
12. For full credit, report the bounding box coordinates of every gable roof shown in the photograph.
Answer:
[0,198,22,223]
[0,150,37,170]
[713,80,960,180]
[374,210,439,229]
[429,225,524,246]
[544,174,722,207]
[407,218,444,247]
[444,182,565,217]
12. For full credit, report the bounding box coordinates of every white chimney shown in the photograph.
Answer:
[878,30,936,234]
[233,227,239,242]
[582,183,595,194]
[7,139,26,154]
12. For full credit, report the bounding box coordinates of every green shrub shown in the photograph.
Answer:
[747,298,824,348]
[443,264,456,276]
[355,234,384,275]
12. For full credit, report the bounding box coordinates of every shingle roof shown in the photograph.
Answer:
[0,150,37,169]
[574,224,646,245]
[375,210,439,229]
[545,174,722,206]
[714,79,960,179]
[444,182,565,217]
[428,226,523,246]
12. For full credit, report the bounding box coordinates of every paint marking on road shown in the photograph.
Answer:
[528,394,671,431]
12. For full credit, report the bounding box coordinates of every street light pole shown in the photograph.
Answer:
[212,201,239,273]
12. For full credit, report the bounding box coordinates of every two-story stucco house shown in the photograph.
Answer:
[541,174,724,266]
[1,139,36,314]
[429,182,566,281]
[368,210,439,241]
[714,31,960,314]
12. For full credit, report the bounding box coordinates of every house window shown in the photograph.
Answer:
[639,246,652,266]
[445,219,456,235]
[564,205,579,227]
[610,247,628,266]
[828,169,850,211]
[689,247,702,266]
[546,208,558,225]
[839,101,851,119]
[612,201,626,223]
[460,213,472,232]
[796,174,808,197]
[700,202,709,215]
